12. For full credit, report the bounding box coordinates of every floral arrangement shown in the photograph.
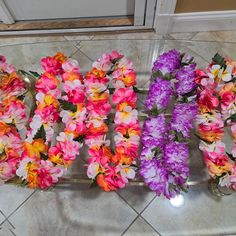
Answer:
[85,51,141,191]
[196,53,236,190]
[139,49,197,199]
[16,53,86,189]
[3,49,235,196]
[0,56,27,184]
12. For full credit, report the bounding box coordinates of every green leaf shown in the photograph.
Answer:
[152,70,172,81]
[34,125,46,141]
[232,77,236,83]
[106,113,114,124]
[180,185,188,193]
[18,70,39,80]
[226,152,236,161]
[151,147,160,154]
[73,135,85,143]
[61,91,67,96]
[130,164,138,168]
[180,53,186,60]
[181,62,190,66]
[174,131,188,143]
[181,87,196,98]
[212,53,226,68]
[163,73,172,81]
[151,147,162,158]
[20,179,28,187]
[148,105,164,116]
[111,57,122,64]
[152,70,163,79]
[17,95,25,101]
[58,99,77,112]
[6,122,16,128]
[229,113,236,122]
[90,180,98,189]
[29,71,41,78]
[40,153,48,160]
[133,86,139,93]
[224,113,236,126]
[215,172,227,185]
[108,87,115,94]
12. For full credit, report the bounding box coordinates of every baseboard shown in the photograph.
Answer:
[155,10,236,34]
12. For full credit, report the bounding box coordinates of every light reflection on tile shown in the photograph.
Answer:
[142,184,236,236]
[8,186,137,236]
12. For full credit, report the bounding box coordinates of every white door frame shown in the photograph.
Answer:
[154,0,236,34]
[0,0,15,24]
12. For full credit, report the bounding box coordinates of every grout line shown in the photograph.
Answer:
[120,214,139,236]
[185,46,209,64]
[78,48,94,62]
[118,191,158,236]
[9,228,17,236]
[64,37,81,48]
[0,190,37,226]
[0,210,15,229]
[69,47,80,58]
[139,195,157,215]
[74,40,82,49]
[139,215,162,236]
[140,77,150,89]
[115,191,140,215]
[189,32,199,40]
[164,38,209,64]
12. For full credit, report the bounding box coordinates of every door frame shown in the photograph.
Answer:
[154,0,236,34]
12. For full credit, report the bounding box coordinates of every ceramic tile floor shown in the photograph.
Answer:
[1,30,236,236]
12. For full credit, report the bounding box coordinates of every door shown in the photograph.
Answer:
[0,0,157,34]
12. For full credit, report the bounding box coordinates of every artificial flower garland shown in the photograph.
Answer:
[196,53,236,191]
[140,49,197,199]
[16,53,86,189]
[85,51,141,191]
[0,56,28,184]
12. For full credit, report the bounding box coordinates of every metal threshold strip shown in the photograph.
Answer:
[0,26,153,36]
[59,177,208,186]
